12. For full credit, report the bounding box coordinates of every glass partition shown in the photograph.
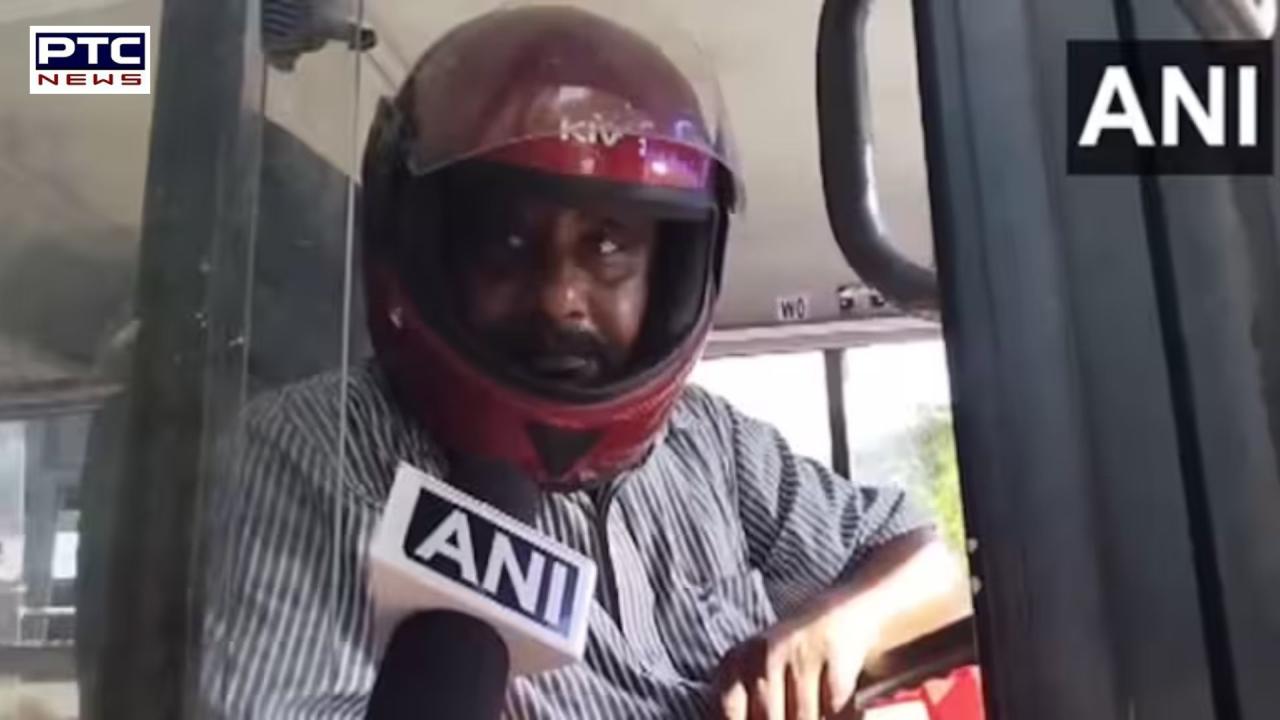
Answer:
[197,0,373,715]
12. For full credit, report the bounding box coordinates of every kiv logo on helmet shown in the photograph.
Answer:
[1067,40,1273,175]
[560,116,628,147]
[29,26,151,95]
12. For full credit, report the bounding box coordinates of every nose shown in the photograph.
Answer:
[536,214,590,327]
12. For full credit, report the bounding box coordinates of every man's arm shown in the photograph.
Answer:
[714,530,970,720]
[815,528,971,674]
[699,391,971,719]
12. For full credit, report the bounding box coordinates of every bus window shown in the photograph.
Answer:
[844,340,966,558]
[691,351,833,466]
[1,0,162,715]
[692,339,968,561]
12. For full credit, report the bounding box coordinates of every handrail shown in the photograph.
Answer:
[817,0,939,312]
[852,616,979,712]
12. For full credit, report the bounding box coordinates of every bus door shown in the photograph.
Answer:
[821,0,1280,718]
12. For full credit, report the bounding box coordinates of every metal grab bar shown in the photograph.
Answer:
[851,617,979,713]
[817,0,939,312]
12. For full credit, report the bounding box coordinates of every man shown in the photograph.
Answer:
[200,4,970,719]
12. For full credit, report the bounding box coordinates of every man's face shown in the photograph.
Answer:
[449,196,658,387]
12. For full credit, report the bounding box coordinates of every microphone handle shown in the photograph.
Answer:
[366,611,510,720]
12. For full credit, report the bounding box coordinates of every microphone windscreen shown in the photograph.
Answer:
[366,610,510,720]
[445,455,542,524]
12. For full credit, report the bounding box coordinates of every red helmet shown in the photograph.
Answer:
[361,3,742,490]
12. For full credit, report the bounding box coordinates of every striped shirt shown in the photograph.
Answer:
[198,362,930,718]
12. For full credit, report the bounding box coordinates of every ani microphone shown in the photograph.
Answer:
[366,460,597,718]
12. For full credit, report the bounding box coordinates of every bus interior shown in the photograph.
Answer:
[1,0,1278,718]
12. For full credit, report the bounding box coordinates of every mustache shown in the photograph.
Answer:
[533,329,611,358]
[496,326,627,376]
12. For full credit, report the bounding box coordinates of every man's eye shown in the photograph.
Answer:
[598,236,621,256]
[593,227,636,257]
[473,232,530,271]
[481,233,527,258]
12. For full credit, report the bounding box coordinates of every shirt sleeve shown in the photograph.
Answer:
[715,394,936,618]
[199,390,374,719]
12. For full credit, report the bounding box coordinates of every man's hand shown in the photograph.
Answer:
[713,533,972,720]
[713,597,874,720]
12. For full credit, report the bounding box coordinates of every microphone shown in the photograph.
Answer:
[366,460,597,718]
[365,611,509,719]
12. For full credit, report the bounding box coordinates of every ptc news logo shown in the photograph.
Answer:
[1068,41,1273,174]
[29,26,151,95]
